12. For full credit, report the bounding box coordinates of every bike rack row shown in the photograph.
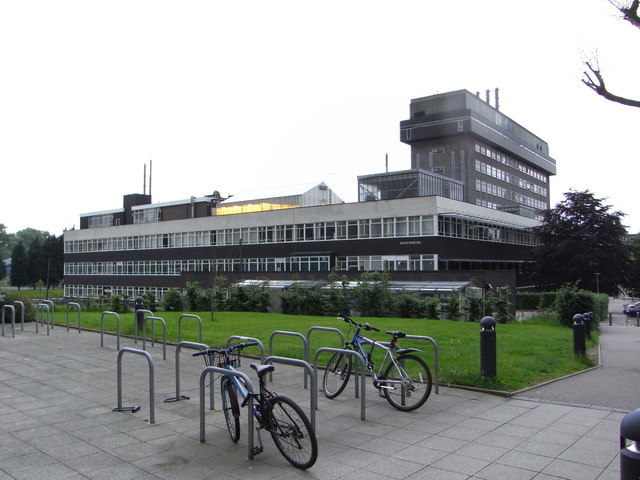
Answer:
[109,327,440,460]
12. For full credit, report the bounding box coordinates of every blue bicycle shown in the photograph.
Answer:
[323,314,432,411]
[193,342,318,469]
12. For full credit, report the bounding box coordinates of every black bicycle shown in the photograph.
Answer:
[194,342,318,469]
[323,313,432,411]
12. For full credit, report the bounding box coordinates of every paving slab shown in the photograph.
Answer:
[0,312,633,479]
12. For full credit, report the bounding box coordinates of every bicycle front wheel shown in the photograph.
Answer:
[381,354,432,412]
[267,396,318,469]
[221,378,240,442]
[323,352,352,399]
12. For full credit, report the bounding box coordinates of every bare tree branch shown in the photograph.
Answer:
[583,1,640,108]
[582,60,640,107]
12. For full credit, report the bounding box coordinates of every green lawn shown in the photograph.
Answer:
[53,310,597,392]
[10,288,64,299]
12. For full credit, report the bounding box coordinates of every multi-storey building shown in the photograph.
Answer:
[63,89,556,302]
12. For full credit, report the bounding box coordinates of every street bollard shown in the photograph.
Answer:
[572,314,586,356]
[135,296,145,333]
[620,409,640,479]
[480,316,496,378]
[582,312,592,339]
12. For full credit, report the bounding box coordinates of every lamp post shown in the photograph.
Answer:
[595,273,601,294]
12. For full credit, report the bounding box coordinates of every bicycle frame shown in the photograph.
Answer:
[348,329,410,391]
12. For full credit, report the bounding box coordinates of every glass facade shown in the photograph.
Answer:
[358,170,464,202]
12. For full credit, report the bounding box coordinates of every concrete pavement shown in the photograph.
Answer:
[0,307,636,480]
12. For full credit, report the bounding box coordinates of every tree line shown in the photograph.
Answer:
[0,225,64,289]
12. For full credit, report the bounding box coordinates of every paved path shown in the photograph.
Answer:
[515,297,640,412]
[0,306,636,480]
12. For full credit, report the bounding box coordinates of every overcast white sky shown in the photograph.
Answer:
[1,0,639,236]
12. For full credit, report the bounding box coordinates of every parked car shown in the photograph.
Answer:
[624,301,640,317]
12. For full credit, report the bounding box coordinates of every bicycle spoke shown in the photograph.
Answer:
[268,396,317,469]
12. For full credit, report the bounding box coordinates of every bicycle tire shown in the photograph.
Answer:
[220,377,240,442]
[322,352,352,399]
[267,395,318,469]
[381,354,432,412]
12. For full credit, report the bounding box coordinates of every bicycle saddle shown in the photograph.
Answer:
[251,363,275,377]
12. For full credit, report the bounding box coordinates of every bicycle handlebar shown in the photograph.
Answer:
[192,341,259,357]
[337,313,380,332]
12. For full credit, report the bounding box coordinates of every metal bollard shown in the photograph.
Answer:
[480,316,496,377]
[134,296,145,332]
[620,409,640,479]
[572,314,586,356]
[582,312,592,339]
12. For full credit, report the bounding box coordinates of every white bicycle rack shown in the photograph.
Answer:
[199,367,255,459]
[100,311,121,349]
[141,316,167,360]
[114,347,156,424]
[164,341,210,404]
[2,305,15,338]
[35,303,51,335]
[177,314,203,343]
[66,302,81,333]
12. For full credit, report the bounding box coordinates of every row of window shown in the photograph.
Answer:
[65,211,534,255]
[133,208,161,224]
[65,216,437,253]
[88,214,117,229]
[336,254,436,272]
[475,160,547,197]
[439,215,535,245]
[64,253,440,277]
[64,285,169,300]
[475,179,548,212]
[64,256,332,275]
[474,142,548,183]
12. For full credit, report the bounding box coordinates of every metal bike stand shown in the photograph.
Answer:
[66,302,81,333]
[313,347,367,421]
[306,326,345,351]
[405,334,440,394]
[100,311,121,349]
[142,316,167,360]
[177,314,203,343]
[268,331,310,388]
[2,305,15,338]
[225,336,266,364]
[199,367,256,460]
[133,309,153,344]
[264,356,317,430]
[164,341,210,403]
[12,301,24,331]
[36,303,51,335]
[114,347,155,424]
[42,300,55,328]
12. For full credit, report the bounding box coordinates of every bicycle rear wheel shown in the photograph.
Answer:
[381,354,432,412]
[323,352,352,399]
[267,395,318,469]
[221,378,240,442]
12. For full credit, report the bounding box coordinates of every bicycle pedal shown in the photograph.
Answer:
[250,446,263,455]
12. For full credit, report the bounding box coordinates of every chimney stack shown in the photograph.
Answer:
[495,88,500,110]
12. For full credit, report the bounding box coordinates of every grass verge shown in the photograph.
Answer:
[53,310,598,392]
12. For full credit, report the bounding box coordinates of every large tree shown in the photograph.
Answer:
[583,1,640,107]
[10,242,28,289]
[530,190,633,295]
